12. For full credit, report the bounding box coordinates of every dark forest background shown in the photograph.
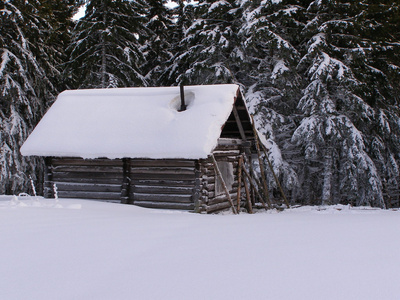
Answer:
[1,0,399,207]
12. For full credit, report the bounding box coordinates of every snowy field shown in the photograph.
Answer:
[1,195,399,300]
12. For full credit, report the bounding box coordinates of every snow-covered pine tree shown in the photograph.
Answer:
[238,0,304,201]
[170,0,196,46]
[67,0,148,88]
[166,0,243,85]
[0,0,55,194]
[141,0,175,86]
[160,0,196,85]
[38,0,84,91]
[292,0,395,207]
[354,0,400,207]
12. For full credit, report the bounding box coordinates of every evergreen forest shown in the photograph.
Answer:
[1,0,399,207]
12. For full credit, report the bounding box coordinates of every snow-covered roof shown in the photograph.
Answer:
[21,84,241,159]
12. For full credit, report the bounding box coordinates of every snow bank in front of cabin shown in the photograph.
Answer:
[1,195,400,300]
[20,84,238,159]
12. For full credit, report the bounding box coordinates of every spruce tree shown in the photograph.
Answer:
[161,0,196,85]
[239,0,305,199]
[38,0,84,90]
[358,0,400,206]
[292,0,397,207]
[67,0,148,88]
[141,0,175,86]
[166,0,243,85]
[0,0,55,194]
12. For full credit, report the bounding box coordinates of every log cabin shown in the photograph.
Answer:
[21,84,255,213]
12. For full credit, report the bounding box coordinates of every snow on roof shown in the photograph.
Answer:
[21,84,240,159]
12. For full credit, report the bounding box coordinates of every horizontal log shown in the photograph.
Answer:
[133,185,193,195]
[51,158,123,167]
[208,192,239,206]
[199,161,214,167]
[50,177,123,184]
[216,138,243,146]
[222,130,253,136]
[52,166,122,173]
[202,182,239,194]
[130,179,196,187]
[202,183,215,191]
[130,167,195,175]
[201,160,239,167]
[131,159,196,167]
[201,176,216,183]
[211,156,240,163]
[206,202,235,213]
[52,171,123,180]
[57,191,121,200]
[129,173,195,181]
[212,150,241,156]
[202,169,237,179]
[200,166,212,173]
[199,195,208,203]
[132,193,193,203]
[206,199,245,213]
[43,186,53,198]
[133,201,194,210]
[215,146,242,152]
[201,169,215,177]
[53,182,121,193]
[202,190,215,198]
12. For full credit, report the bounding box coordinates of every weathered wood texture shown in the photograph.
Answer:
[45,158,198,210]
[128,159,197,211]
[197,140,247,213]
[220,91,254,139]
[46,158,124,201]
[44,139,251,213]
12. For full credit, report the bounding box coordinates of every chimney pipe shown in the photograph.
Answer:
[179,82,186,112]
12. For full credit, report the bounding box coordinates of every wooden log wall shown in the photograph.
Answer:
[46,158,124,202]
[128,159,198,211]
[197,141,246,213]
[45,157,199,210]
[44,140,249,214]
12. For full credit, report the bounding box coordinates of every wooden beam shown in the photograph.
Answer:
[232,105,247,141]
[121,158,131,204]
[211,154,237,214]
[134,201,194,210]
[130,179,196,187]
[53,182,121,192]
[193,162,202,213]
[44,157,54,198]
[130,167,195,175]
[217,138,244,146]
[133,185,193,195]
[57,191,121,200]
[242,169,253,214]
[132,193,193,203]
[259,142,291,208]
[51,158,123,166]
[236,155,243,213]
[131,159,196,168]
[52,166,122,173]
[241,163,267,210]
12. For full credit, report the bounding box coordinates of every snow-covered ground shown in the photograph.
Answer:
[1,195,399,300]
